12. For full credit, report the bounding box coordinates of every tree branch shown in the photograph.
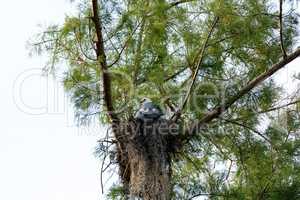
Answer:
[146,0,196,18]
[258,99,300,114]
[73,25,97,61]
[108,21,142,68]
[188,48,300,134]
[231,99,300,121]
[279,0,287,58]
[100,153,108,194]
[172,16,219,121]
[91,0,118,122]
[164,66,188,82]
[222,118,272,145]
[169,0,196,8]
[188,193,225,200]
[133,18,146,85]
[225,160,233,181]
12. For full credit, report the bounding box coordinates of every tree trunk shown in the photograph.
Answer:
[116,119,178,200]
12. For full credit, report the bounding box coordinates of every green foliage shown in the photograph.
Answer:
[107,185,126,200]
[30,0,300,199]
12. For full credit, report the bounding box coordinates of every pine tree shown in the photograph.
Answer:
[30,0,300,199]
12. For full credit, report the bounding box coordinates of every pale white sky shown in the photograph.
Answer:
[0,1,105,200]
[0,1,299,200]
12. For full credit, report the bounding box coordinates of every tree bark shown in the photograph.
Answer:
[116,119,179,200]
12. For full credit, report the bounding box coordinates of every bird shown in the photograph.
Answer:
[135,98,164,121]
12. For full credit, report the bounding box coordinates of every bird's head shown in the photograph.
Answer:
[140,97,152,104]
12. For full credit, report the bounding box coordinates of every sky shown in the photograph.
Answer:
[0,1,299,200]
[0,1,105,200]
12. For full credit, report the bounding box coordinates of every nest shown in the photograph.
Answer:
[114,118,182,199]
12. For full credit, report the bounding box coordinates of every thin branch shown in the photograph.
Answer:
[32,38,57,46]
[258,99,300,114]
[103,160,113,172]
[133,18,146,85]
[169,0,196,8]
[172,17,219,121]
[103,26,122,55]
[70,74,98,95]
[108,21,141,68]
[146,0,197,18]
[100,153,107,194]
[187,48,300,135]
[258,182,271,200]
[97,139,116,144]
[284,130,291,144]
[164,66,188,82]
[84,110,101,117]
[222,118,272,145]
[91,0,118,122]
[188,193,225,200]
[136,65,188,85]
[231,99,300,121]
[225,160,233,181]
[73,28,97,61]
[279,0,287,58]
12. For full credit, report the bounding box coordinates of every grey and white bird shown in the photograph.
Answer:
[135,98,164,120]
